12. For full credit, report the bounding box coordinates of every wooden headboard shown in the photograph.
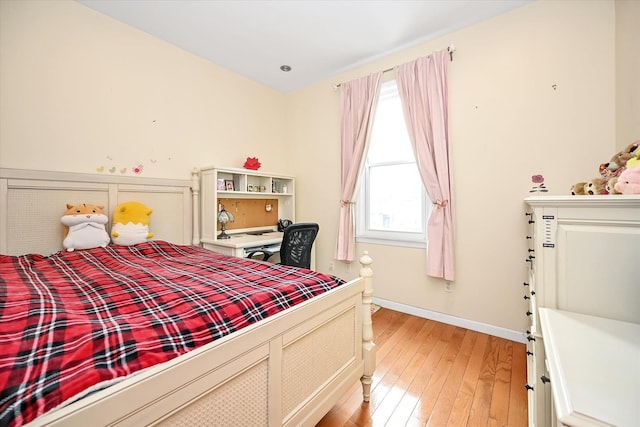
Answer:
[0,168,199,256]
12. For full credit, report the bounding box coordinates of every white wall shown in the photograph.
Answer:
[0,0,288,179]
[288,0,619,334]
[616,0,640,149]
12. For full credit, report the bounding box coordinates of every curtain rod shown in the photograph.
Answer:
[333,43,455,90]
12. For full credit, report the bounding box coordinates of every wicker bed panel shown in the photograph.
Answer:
[155,360,269,427]
[114,186,191,246]
[7,187,109,255]
[281,308,357,417]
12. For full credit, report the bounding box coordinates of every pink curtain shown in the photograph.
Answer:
[395,50,455,280]
[335,72,382,261]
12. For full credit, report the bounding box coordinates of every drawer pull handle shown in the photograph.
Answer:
[523,282,530,287]
[524,295,531,300]
[526,335,535,342]
[526,311,533,316]
[526,351,533,356]
[525,384,534,391]
[531,290,536,295]
[528,248,535,253]
[540,375,551,384]
[526,235,532,239]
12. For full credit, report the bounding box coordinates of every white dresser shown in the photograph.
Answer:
[538,308,639,426]
[524,195,640,427]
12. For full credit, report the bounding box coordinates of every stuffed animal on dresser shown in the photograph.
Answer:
[605,177,621,195]
[625,147,640,169]
[614,166,640,195]
[584,178,607,195]
[570,182,588,195]
[61,203,110,251]
[571,140,640,195]
[111,201,154,246]
[599,141,640,179]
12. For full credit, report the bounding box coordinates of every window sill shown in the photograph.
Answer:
[356,236,426,249]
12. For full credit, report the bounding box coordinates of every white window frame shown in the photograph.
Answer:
[355,80,431,248]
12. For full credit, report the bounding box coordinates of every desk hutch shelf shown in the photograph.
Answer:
[199,166,295,244]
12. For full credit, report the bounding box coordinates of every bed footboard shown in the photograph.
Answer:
[29,254,374,427]
[358,251,375,403]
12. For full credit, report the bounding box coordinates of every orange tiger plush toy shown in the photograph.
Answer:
[61,203,110,251]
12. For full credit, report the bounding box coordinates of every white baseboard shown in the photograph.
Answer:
[372,297,526,344]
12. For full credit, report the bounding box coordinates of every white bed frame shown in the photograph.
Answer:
[0,168,375,427]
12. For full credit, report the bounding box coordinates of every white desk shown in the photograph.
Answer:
[201,232,283,258]
[539,308,640,427]
[201,231,316,269]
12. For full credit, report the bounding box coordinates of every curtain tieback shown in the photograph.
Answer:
[434,200,448,208]
[340,200,354,207]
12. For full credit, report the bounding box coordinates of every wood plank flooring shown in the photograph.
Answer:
[316,308,528,427]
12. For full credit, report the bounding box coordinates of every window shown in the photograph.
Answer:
[356,80,431,247]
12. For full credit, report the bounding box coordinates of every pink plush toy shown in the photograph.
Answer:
[614,166,640,195]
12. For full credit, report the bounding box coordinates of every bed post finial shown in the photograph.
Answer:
[359,250,375,402]
[191,168,200,245]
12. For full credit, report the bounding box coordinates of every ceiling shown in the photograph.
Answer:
[78,0,532,93]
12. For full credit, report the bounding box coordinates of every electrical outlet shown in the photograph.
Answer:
[445,281,453,292]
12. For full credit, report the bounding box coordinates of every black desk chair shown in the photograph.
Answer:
[246,223,319,269]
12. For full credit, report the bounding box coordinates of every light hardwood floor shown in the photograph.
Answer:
[316,308,528,427]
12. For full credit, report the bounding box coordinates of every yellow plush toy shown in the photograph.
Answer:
[111,201,154,246]
[626,150,640,169]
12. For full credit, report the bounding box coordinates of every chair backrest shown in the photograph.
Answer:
[279,223,319,269]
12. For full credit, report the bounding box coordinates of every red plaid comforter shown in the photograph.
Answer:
[0,241,345,426]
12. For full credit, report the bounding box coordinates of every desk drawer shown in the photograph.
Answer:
[202,243,237,257]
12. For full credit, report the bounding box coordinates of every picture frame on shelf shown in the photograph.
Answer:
[225,180,234,191]
[217,179,225,190]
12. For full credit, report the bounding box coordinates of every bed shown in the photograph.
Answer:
[0,168,375,427]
